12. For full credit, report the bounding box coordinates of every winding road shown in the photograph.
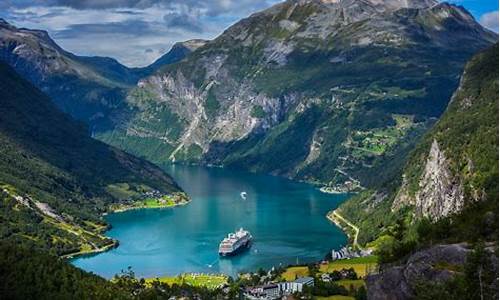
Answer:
[327,210,360,250]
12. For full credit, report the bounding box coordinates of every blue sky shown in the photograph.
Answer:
[0,0,497,67]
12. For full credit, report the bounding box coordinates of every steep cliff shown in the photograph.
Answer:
[392,139,465,220]
[338,43,498,245]
[97,0,496,189]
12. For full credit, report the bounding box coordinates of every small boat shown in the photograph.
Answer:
[219,228,252,256]
[240,191,247,200]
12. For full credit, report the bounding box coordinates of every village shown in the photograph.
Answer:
[236,246,376,300]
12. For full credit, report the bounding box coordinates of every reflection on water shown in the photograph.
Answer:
[72,165,348,278]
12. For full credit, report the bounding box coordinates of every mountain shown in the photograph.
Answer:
[140,39,208,75]
[0,19,196,132]
[0,61,184,256]
[96,0,497,190]
[337,43,498,248]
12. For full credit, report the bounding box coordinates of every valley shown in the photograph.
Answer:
[72,164,349,278]
[0,0,497,299]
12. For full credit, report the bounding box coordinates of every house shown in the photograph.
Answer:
[243,277,314,299]
[321,273,331,282]
[280,277,314,294]
[244,284,280,300]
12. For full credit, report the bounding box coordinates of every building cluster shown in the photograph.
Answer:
[243,277,314,300]
[331,246,371,261]
[141,189,164,199]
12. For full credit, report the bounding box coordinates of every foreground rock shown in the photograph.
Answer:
[366,244,498,300]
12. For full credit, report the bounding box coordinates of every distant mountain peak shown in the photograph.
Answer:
[174,39,208,52]
[290,0,437,8]
[143,39,208,74]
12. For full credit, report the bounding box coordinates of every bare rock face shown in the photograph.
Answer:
[392,139,464,221]
[414,139,464,220]
[367,243,499,300]
[366,244,469,300]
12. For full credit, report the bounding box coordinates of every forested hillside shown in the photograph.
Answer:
[338,43,498,252]
[0,61,184,256]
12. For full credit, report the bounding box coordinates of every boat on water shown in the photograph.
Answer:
[219,228,252,256]
[240,191,247,200]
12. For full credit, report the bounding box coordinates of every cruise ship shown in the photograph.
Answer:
[219,228,252,256]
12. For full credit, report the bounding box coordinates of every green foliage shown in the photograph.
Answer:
[413,243,498,300]
[304,281,349,298]
[250,105,266,118]
[0,61,182,255]
[0,242,229,299]
[205,86,221,117]
[222,105,325,174]
[0,243,130,299]
[173,144,204,162]
[338,44,499,250]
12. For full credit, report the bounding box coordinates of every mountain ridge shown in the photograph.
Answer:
[0,19,199,132]
[0,60,185,256]
[96,0,496,190]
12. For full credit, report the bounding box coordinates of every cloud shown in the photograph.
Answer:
[7,0,492,67]
[0,1,282,66]
[53,20,158,38]
[163,11,203,33]
[479,10,499,32]
[1,0,281,16]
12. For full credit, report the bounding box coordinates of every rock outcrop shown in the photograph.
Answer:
[414,140,464,219]
[366,243,499,300]
[392,139,465,220]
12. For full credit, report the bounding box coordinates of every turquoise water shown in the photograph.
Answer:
[72,165,348,278]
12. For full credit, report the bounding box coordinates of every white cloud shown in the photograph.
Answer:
[0,1,282,67]
[479,10,498,32]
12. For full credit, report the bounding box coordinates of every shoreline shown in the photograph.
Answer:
[320,186,345,194]
[326,209,360,250]
[109,198,191,214]
[66,196,191,259]
[62,239,119,259]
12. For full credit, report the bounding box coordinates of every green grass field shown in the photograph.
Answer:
[319,256,378,278]
[142,196,176,208]
[110,194,186,212]
[146,274,228,289]
[280,256,378,281]
[280,266,310,281]
[337,279,365,290]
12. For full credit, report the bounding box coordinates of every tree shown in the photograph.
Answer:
[464,242,497,300]
[355,286,367,300]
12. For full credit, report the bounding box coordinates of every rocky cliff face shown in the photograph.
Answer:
[390,43,498,222]
[392,139,465,220]
[337,43,498,245]
[366,243,498,300]
[96,0,496,188]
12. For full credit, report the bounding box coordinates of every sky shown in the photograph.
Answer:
[0,0,497,67]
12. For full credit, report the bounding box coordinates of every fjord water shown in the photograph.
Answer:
[72,165,348,278]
